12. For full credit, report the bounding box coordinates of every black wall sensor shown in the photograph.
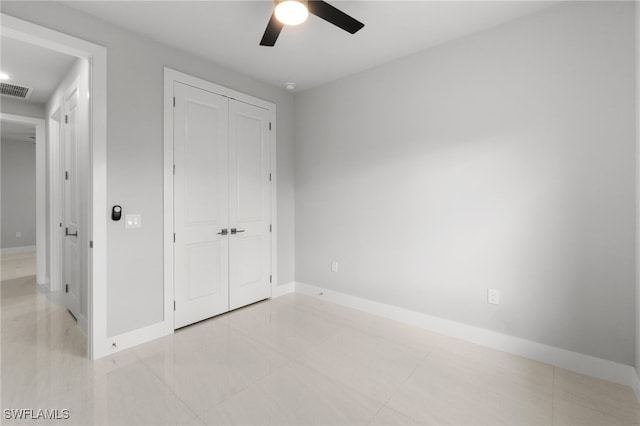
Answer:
[112,205,122,221]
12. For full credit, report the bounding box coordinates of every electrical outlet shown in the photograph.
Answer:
[16,231,21,238]
[487,288,500,305]
[125,214,142,229]
[331,261,338,273]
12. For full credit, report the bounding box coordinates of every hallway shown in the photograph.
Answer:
[1,252,87,417]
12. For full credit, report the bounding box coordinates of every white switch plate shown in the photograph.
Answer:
[16,231,21,238]
[487,288,500,305]
[331,261,339,273]
[125,214,141,229]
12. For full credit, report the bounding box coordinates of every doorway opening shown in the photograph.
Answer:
[1,118,41,283]
[1,14,107,359]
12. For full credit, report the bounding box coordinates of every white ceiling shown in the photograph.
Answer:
[1,120,36,143]
[0,36,77,104]
[62,0,558,92]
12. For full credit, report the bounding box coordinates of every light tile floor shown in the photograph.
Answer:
[1,252,37,281]
[1,262,639,425]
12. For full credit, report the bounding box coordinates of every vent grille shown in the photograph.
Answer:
[0,82,33,100]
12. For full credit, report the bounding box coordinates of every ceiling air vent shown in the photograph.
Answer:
[0,82,33,100]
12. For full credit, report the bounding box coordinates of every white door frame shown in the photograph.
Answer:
[163,68,278,328]
[48,107,63,293]
[1,14,108,360]
[0,113,45,283]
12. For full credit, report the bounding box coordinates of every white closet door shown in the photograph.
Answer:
[63,82,81,319]
[174,82,229,328]
[228,99,271,310]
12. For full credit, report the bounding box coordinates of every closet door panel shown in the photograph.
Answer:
[229,100,272,310]
[174,82,229,328]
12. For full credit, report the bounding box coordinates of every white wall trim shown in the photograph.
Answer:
[0,245,36,255]
[632,368,640,401]
[162,69,176,339]
[0,113,45,284]
[97,321,173,357]
[272,281,295,298]
[295,282,638,389]
[35,120,45,285]
[163,68,278,334]
[269,112,278,299]
[1,13,108,360]
[47,107,62,292]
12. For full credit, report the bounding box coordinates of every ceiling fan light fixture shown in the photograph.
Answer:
[275,0,309,26]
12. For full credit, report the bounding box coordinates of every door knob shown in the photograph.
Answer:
[217,229,229,235]
[65,227,78,238]
[230,228,245,235]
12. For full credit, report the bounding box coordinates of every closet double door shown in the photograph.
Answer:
[173,82,271,329]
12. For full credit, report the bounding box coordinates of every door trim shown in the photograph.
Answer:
[48,107,63,293]
[1,14,108,360]
[163,68,278,329]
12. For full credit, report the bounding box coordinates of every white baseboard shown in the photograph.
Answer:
[633,368,640,401]
[295,282,637,390]
[94,321,173,360]
[1,245,36,255]
[272,281,295,298]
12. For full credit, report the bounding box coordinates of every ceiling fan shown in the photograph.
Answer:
[260,0,365,47]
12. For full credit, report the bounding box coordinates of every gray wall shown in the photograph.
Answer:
[1,137,36,249]
[295,1,636,365]
[1,1,296,337]
[0,98,45,119]
[636,0,640,386]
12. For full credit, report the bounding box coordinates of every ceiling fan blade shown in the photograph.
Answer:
[260,13,284,46]
[307,1,364,34]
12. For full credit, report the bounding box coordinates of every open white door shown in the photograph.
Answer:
[62,81,81,320]
[228,100,272,310]
[173,82,230,329]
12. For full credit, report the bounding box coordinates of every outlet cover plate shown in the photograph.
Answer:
[125,214,142,229]
[487,288,500,305]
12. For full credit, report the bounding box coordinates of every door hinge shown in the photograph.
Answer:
[173,164,176,175]
[269,275,272,283]
[65,171,69,180]
[269,122,272,131]
[269,224,272,232]
[174,301,176,311]
[65,115,68,124]
[90,240,93,248]
[269,173,272,182]
[173,233,176,243]
[65,284,69,293]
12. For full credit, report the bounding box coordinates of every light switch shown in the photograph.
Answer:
[125,214,141,229]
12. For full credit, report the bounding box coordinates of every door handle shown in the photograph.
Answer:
[230,228,245,235]
[65,227,78,238]
[217,229,229,236]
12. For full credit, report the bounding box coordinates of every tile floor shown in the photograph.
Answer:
[1,252,37,281]
[1,254,639,425]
